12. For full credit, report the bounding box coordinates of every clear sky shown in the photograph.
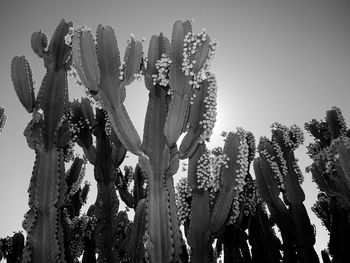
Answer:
[1,0,350,260]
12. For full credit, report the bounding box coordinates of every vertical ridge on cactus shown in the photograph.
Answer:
[0,107,7,134]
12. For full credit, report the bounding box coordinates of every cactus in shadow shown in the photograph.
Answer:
[254,123,319,263]
[115,164,146,210]
[72,19,217,262]
[0,232,25,263]
[10,19,75,263]
[69,97,135,262]
[305,107,350,263]
[0,106,7,134]
[248,202,282,263]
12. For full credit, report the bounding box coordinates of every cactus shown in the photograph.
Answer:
[0,107,7,134]
[254,123,319,263]
[10,17,346,263]
[248,202,282,263]
[305,107,350,262]
[0,232,25,263]
[176,128,259,262]
[69,98,134,262]
[10,19,75,263]
[71,19,217,263]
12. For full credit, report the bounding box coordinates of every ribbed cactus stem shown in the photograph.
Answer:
[0,107,7,134]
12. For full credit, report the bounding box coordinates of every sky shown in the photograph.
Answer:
[1,0,350,260]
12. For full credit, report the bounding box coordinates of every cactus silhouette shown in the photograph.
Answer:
[305,107,350,263]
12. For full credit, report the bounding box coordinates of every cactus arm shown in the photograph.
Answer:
[179,79,207,158]
[210,131,248,233]
[272,126,319,262]
[145,34,170,90]
[72,29,100,92]
[95,25,123,106]
[11,56,35,113]
[93,25,142,155]
[105,105,142,155]
[180,74,217,159]
[165,20,192,145]
[254,157,298,263]
[0,107,7,134]
[31,30,48,58]
[129,199,147,263]
[122,38,143,85]
[47,19,73,70]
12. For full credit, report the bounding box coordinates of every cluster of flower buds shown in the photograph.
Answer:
[152,54,173,94]
[242,177,259,217]
[235,128,250,190]
[196,149,213,191]
[65,25,92,47]
[246,131,256,163]
[175,177,192,224]
[68,156,88,197]
[292,158,304,184]
[63,140,76,163]
[327,106,347,136]
[198,74,217,142]
[307,136,350,175]
[271,123,304,151]
[0,107,7,135]
[67,102,94,143]
[68,214,95,257]
[182,30,218,90]
[259,137,285,191]
[114,211,133,248]
[134,71,143,81]
[271,139,288,178]
[228,128,250,223]
[228,195,241,224]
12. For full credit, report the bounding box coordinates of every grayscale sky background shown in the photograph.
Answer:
[1,0,350,260]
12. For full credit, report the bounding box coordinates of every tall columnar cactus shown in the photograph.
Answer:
[72,20,217,263]
[176,127,258,262]
[0,106,7,134]
[254,123,319,263]
[68,98,133,262]
[305,107,350,262]
[11,19,75,263]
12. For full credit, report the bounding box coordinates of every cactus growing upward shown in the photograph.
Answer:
[254,123,319,263]
[305,107,350,262]
[71,19,218,263]
[0,107,6,134]
[176,127,259,262]
[10,19,76,263]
